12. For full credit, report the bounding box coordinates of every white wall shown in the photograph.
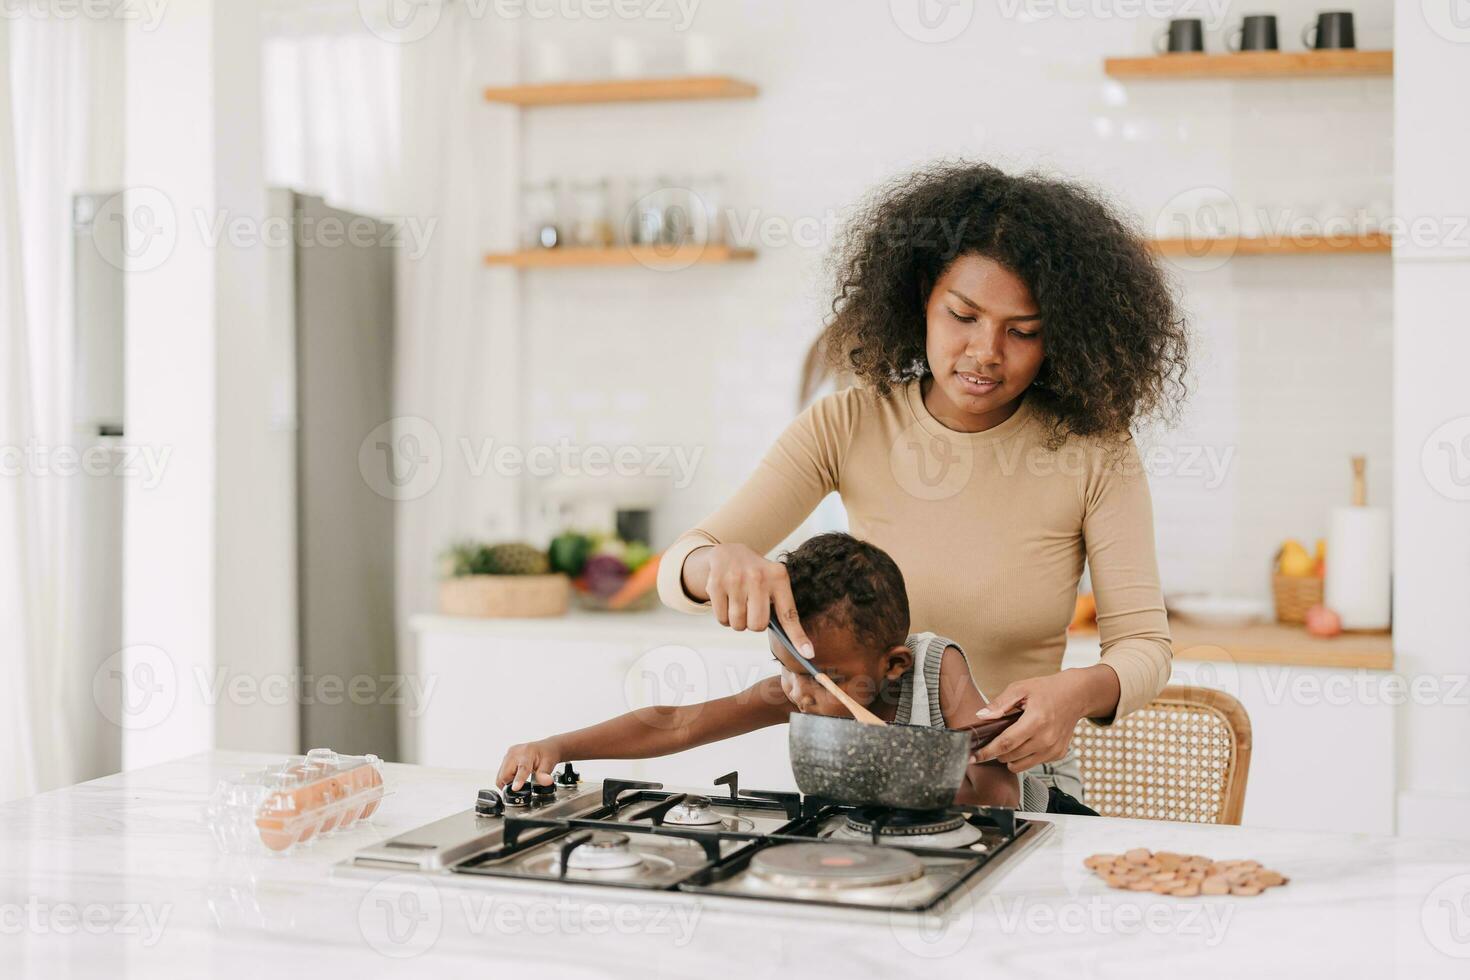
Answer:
[123,1,218,767]
[1391,4,1470,840]
[510,0,1395,607]
[123,0,294,768]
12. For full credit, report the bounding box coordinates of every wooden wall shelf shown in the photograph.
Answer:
[1105,50,1393,80]
[1070,618,1393,670]
[483,76,758,107]
[483,245,756,269]
[1150,232,1391,258]
[1169,619,1393,671]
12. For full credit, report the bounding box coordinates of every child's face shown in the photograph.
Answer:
[769,619,912,717]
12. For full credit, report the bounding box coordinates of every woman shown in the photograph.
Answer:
[655,162,1190,809]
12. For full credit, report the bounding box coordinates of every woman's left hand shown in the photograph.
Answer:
[971,665,1120,772]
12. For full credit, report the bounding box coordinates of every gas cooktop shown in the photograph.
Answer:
[343,766,1050,914]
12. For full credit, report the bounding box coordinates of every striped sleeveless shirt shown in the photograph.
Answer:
[895,631,1085,811]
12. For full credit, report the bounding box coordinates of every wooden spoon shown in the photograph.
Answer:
[768,617,886,727]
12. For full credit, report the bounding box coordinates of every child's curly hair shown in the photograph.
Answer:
[782,532,909,650]
[817,161,1190,446]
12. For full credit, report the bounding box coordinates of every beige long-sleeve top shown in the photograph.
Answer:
[655,380,1173,722]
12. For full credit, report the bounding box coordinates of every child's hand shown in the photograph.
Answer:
[497,738,565,790]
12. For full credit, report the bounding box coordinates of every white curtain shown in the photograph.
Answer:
[394,4,521,763]
[1,14,124,802]
[262,0,521,761]
[0,13,43,803]
[261,2,401,215]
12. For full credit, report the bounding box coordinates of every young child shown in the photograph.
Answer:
[497,532,1024,808]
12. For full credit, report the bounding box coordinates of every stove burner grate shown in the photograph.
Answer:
[843,807,966,838]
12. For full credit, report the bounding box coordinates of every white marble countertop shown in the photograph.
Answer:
[3,751,1468,978]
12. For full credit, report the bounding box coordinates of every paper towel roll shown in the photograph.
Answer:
[1325,505,1391,630]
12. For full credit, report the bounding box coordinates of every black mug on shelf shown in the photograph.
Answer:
[1303,11,1356,50]
[1155,18,1205,54]
[1228,14,1280,51]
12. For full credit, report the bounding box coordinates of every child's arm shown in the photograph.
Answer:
[936,645,1022,809]
[497,675,792,789]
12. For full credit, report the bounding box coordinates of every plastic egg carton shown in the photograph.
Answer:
[204,748,387,856]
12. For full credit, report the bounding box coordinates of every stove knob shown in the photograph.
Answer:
[502,783,531,807]
[475,788,504,817]
[530,781,557,803]
[556,764,580,787]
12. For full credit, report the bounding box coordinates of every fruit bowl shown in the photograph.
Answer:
[551,530,662,613]
[572,585,660,613]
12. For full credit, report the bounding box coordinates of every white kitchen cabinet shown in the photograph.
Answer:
[411,611,793,792]
[411,611,1396,833]
[1062,636,1397,835]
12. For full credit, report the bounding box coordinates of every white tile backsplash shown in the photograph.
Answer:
[512,0,1394,603]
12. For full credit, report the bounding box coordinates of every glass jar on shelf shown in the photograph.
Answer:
[624,177,663,247]
[689,175,726,246]
[521,180,563,250]
[655,175,694,247]
[569,178,613,248]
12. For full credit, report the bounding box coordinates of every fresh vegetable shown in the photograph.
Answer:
[580,554,631,598]
[592,536,628,562]
[608,552,662,609]
[444,542,496,577]
[485,542,549,576]
[622,541,653,572]
[442,540,550,577]
[443,542,475,578]
[549,531,594,576]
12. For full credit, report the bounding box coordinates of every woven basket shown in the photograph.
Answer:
[439,574,570,618]
[1272,573,1323,624]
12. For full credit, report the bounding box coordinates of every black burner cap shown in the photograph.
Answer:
[845,806,963,836]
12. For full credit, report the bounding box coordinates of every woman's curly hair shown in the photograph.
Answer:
[812,162,1189,446]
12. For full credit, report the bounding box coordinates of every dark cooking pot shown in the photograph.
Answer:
[788,712,970,810]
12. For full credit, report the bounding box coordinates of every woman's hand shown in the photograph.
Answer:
[684,544,815,657]
[971,664,1121,772]
[497,738,565,790]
